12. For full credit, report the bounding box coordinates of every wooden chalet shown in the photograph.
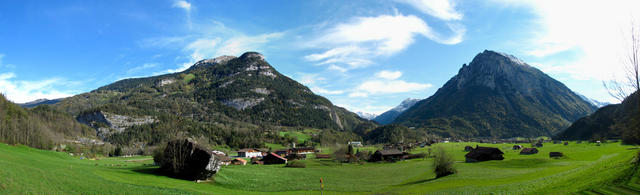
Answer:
[262,152,287,164]
[465,146,504,163]
[370,149,405,162]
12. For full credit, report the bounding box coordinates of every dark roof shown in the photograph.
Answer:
[267,152,287,161]
[465,146,503,159]
[520,148,538,154]
[377,149,404,156]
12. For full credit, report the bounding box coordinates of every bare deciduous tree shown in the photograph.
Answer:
[603,23,640,101]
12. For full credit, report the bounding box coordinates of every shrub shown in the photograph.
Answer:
[285,160,306,168]
[433,147,456,178]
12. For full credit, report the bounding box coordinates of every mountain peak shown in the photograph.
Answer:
[192,55,237,68]
[476,50,528,66]
[239,52,265,61]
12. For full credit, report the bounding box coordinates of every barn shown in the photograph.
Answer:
[465,146,504,163]
[237,149,263,158]
[262,152,287,164]
[520,148,538,155]
[370,149,405,162]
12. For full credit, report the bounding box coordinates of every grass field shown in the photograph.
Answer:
[0,142,638,194]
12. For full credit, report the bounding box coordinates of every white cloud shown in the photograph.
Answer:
[348,92,368,98]
[395,0,463,21]
[127,63,158,74]
[375,70,403,80]
[305,13,465,71]
[496,0,640,82]
[146,21,283,74]
[0,72,77,103]
[357,80,432,94]
[311,87,344,95]
[172,0,191,12]
[297,73,325,85]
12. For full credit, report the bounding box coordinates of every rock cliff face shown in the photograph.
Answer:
[76,111,156,139]
[395,50,597,138]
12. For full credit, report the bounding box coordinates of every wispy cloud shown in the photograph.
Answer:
[0,72,79,103]
[395,0,463,21]
[143,21,284,74]
[311,87,344,95]
[172,0,191,12]
[172,0,193,29]
[305,13,465,71]
[127,63,158,74]
[375,70,403,80]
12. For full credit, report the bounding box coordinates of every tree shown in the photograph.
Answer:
[604,23,640,101]
[433,147,456,178]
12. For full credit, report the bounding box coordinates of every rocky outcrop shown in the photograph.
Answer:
[154,139,222,180]
[221,97,265,110]
[76,111,156,138]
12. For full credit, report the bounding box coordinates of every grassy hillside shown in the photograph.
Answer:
[1,142,637,194]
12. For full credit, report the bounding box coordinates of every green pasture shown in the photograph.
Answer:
[0,141,637,194]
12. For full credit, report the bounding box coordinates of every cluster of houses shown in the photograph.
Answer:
[211,147,319,166]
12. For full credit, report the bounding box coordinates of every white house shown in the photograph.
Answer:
[348,141,363,147]
[238,149,263,158]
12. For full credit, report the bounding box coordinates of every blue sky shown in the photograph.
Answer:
[0,0,638,114]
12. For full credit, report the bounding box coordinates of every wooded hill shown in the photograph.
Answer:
[0,94,94,149]
[51,52,375,148]
[556,90,640,143]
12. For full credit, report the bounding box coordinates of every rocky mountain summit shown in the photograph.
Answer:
[373,98,421,124]
[394,50,597,138]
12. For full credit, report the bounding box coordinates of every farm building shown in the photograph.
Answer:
[231,158,247,165]
[465,146,504,163]
[285,153,306,160]
[513,145,523,150]
[549,152,564,158]
[520,148,538,155]
[262,152,287,164]
[370,149,405,162]
[214,154,232,166]
[250,157,261,164]
[237,149,263,158]
[534,143,543,147]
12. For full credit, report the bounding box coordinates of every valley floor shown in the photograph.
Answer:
[0,142,637,194]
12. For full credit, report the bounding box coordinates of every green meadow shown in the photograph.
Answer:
[0,142,638,194]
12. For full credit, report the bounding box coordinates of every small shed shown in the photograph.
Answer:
[534,143,543,147]
[563,142,569,146]
[262,152,287,164]
[370,149,405,162]
[291,147,315,154]
[513,145,523,150]
[465,146,504,163]
[520,148,538,155]
[549,152,563,158]
[464,146,474,152]
[231,158,247,165]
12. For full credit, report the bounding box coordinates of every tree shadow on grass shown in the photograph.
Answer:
[395,177,438,186]
[131,167,168,177]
